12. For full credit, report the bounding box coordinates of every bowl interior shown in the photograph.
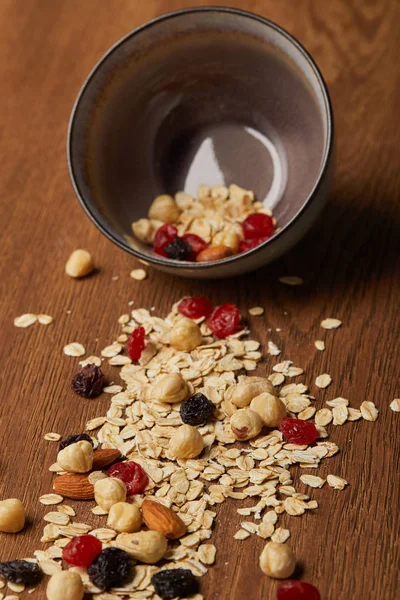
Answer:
[69,9,329,264]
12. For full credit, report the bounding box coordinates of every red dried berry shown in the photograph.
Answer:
[182,234,208,260]
[242,213,274,239]
[62,535,102,567]
[277,580,321,600]
[127,326,145,361]
[108,461,149,495]
[153,224,178,256]
[279,418,318,445]
[239,236,269,252]
[208,303,241,338]
[178,297,213,319]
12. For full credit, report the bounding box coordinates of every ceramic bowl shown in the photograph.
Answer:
[68,7,333,279]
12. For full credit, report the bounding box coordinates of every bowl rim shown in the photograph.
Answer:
[67,5,334,270]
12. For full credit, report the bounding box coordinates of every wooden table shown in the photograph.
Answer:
[0,1,399,598]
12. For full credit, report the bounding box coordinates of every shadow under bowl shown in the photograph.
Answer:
[68,7,333,278]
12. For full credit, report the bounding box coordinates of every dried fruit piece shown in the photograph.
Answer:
[71,363,105,398]
[164,237,192,260]
[127,326,145,361]
[279,417,318,445]
[151,568,199,600]
[239,236,269,252]
[242,213,274,239]
[87,547,132,590]
[277,580,321,600]
[62,534,102,566]
[153,224,178,256]
[141,499,186,539]
[208,303,241,338]
[59,433,93,451]
[180,393,215,426]
[0,560,42,585]
[108,461,149,495]
[178,296,213,319]
[182,233,208,259]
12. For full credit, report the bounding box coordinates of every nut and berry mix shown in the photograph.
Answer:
[131,184,277,262]
[3,293,384,600]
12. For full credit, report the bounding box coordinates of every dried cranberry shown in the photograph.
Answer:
[182,233,208,260]
[62,534,102,567]
[178,297,213,319]
[279,417,318,445]
[239,236,269,252]
[153,224,178,256]
[164,237,192,260]
[0,561,42,586]
[151,568,198,600]
[71,363,105,398]
[277,580,321,600]
[127,326,145,361]
[108,461,149,495]
[242,213,274,239]
[208,303,241,338]
[180,393,215,426]
[87,547,132,590]
[59,433,94,451]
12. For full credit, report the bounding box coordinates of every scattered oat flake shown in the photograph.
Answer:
[321,318,342,329]
[332,404,348,425]
[7,582,25,593]
[43,511,70,525]
[86,416,106,430]
[130,268,147,281]
[390,399,400,412]
[101,343,122,358]
[14,313,37,328]
[44,432,61,442]
[327,474,348,490]
[315,408,333,427]
[347,407,362,421]
[234,529,250,540]
[267,341,281,356]
[279,276,303,286]
[103,384,123,394]
[326,397,348,407]
[80,355,101,367]
[315,373,332,388]
[300,475,326,488]
[360,401,379,421]
[314,340,325,351]
[268,373,285,386]
[38,559,62,576]
[248,306,264,316]
[197,544,216,565]
[37,314,53,325]
[63,342,85,357]
[39,494,64,506]
[271,527,291,543]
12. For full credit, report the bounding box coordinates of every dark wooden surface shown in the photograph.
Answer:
[0,1,399,599]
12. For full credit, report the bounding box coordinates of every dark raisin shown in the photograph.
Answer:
[71,363,105,398]
[151,568,199,600]
[180,393,215,426]
[0,560,42,586]
[164,237,192,260]
[59,433,94,451]
[87,547,132,590]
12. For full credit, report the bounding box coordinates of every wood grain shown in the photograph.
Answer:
[0,1,399,599]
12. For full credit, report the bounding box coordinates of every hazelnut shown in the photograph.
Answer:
[46,570,84,600]
[107,502,142,533]
[0,498,25,533]
[230,377,275,408]
[250,392,287,427]
[148,195,180,223]
[115,530,167,564]
[259,541,296,579]
[57,441,94,473]
[230,408,263,440]
[168,318,203,352]
[196,245,234,262]
[65,249,94,278]
[132,218,163,244]
[211,230,241,253]
[149,373,189,404]
[94,477,127,512]
[169,424,204,459]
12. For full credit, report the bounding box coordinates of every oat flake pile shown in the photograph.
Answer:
[4,296,383,600]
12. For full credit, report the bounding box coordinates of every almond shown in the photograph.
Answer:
[141,499,186,539]
[53,474,94,500]
[196,245,234,262]
[92,449,122,470]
